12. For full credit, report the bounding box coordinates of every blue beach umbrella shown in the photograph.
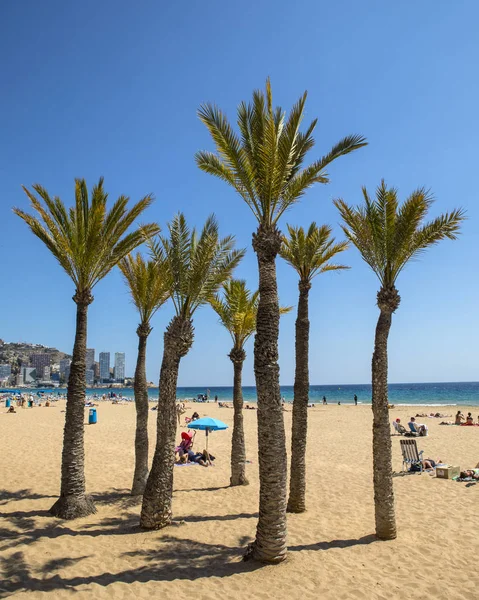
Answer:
[187,417,228,455]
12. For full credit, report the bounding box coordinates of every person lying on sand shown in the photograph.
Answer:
[180,449,215,467]
[410,457,443,472]
[218,402,231,408]
[245,404,256,410]
[459,469,479,480]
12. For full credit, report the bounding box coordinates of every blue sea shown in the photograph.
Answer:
[8,381,479,406]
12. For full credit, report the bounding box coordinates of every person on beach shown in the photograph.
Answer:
[455,411,465,425]
[7,406,16,413]
[322,396,327,405]
[408,417,428,436]
[354,394,358,405]
[175,431,195,460]
[466,412,474,424]
[176,402,186,425]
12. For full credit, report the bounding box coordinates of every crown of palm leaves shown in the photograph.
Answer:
[196,79,367,227]
[14,178,159,292]
[148,213,245,319]
[211,279,292,350]
[119,252,170,326]
[280,222,349,282]
[334,180,465,287]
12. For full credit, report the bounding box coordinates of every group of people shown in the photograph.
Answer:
[393,417,428,436]
[438,411,479,426]
[174,430,215,467]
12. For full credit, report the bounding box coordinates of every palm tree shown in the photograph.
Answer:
[334,181,464,539]
[119,253,170,495]
[140,213,244,529]
[14,178,159,519]
[196,79,366,562]
[210,280,291,487]
[280,223,349,513]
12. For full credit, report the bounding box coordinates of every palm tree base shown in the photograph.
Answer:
[230,475,249,487]
[286,502,305,514]
[49,494,97,519]
[243,542,287,564]
[375,529,397,541]
[140,509,172,530]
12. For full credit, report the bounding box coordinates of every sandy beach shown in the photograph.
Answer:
[1,401,478,599]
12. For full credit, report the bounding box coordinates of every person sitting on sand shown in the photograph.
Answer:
[466,412,474,424]
[175,431,195,460]
[185,411,200,424]
[7,406,16,413]
[455,411,465,425]
[393,418,407,434]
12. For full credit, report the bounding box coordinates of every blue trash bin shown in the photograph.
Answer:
[6,399,11,408]
[89,408,97,424]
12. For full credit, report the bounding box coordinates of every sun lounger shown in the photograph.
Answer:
[400,439,424,473]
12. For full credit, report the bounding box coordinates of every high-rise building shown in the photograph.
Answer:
[59,358,71,376]
[43,366,51,381]
[93,361,100,381]
[86,369,95,385]
[114,352,125,382]
[23,367,37,384]
[0,364,11,380]
[99,352,110,382]
[29,354,51,378]
[86,348,95,370]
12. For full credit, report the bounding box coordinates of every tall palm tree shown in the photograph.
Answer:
[14,178,159,518]
[210,280,291,487]
[119,253,170,496]
[280,223,349,513]
[140,213,244,529]
[334,181,464,539]
[196,79,366,563]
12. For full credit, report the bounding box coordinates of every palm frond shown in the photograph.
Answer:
[197,79,367,227]
[211,278,291,349]
[149,213,245,320]
[334,182,466,287]
[119,252,170,326]
[13,179,159,295]
[280,222,349,282]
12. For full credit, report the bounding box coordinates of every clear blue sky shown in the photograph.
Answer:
[1,0,477,386]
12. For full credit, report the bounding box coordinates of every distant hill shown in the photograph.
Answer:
[0,339,71,374]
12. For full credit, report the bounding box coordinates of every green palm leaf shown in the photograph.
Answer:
[14,178,159,295]
[148,213,245,320]
[280,222,350,282]
[196,78,367,227]
[334,182,465,287]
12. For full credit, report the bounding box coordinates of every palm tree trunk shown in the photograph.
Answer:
[140,316,194,529]
[287,281,310,513]
[371,308,396,539]
[246,226,287,564]
[131,324,151,496]
[229,348,248,486]
[50,290,96,519]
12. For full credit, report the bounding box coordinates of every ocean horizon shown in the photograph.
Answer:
[7,381,479,407]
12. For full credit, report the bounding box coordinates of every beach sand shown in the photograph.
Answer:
[1,401,478,599]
